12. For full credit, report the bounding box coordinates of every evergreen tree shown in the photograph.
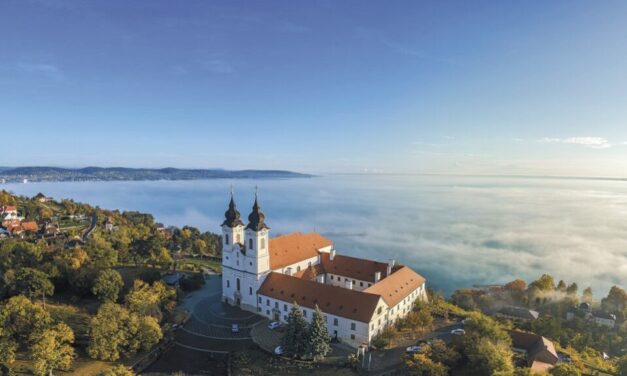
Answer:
[307,305,331,360]
[566,282,578,296]
[582,287,593,303]
[281,302,308,358]
[556,280,566,292]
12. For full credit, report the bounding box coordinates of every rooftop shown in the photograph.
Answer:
[268,232,332,270]
[363,266,426,307]
[258,272,382,323]
[319,253,389,283]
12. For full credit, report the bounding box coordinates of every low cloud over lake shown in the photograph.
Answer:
[5,175,627,296]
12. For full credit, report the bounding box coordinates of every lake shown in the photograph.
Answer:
[3,174,626,296]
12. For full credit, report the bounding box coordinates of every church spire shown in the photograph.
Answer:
[222,188,243,228]
[246,187,269,231]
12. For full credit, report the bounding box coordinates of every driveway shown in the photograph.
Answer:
[144,275,265,374]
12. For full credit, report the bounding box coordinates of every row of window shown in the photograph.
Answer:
[328,274,372,288]
[259,297,358,330]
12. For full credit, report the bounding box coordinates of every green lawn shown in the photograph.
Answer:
[176,258,221,272]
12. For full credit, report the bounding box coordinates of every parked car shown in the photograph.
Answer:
[231,323,239,333]
[267,321,281,330]
[406,346,422,353]
[274,346,283,355]
[451,329,465,335]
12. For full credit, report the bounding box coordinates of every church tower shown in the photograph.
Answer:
[221,192,245,306]
[244,192,270,276]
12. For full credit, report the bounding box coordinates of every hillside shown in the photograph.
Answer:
[0,166,311,182]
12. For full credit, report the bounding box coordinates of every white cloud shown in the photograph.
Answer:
[538,136,611,149]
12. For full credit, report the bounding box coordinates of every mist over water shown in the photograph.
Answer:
[4,175,627,296]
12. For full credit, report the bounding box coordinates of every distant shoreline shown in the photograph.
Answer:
[0,166,312,183]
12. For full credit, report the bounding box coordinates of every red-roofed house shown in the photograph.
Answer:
[220,194,428,347]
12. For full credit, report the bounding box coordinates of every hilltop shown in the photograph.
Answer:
[0,166,311,183]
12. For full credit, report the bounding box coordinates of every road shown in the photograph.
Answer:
[366,320,465,374]
[81,214,98,242]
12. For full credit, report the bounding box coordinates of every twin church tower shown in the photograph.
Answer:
[221,191,271,311]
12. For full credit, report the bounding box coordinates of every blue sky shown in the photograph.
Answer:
[1,0,627,176]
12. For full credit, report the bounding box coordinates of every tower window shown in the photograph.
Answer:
[249,287,253,295]
[249,238,253,249]
[226,280,230,288]
[236,234,241,243]
[261,238,266,249]
[225,234,229,245]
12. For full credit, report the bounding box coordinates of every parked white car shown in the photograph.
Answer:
[406,346,422,353]
[451,329,466,335]
[267,321,281,330]
[274,346,283,355]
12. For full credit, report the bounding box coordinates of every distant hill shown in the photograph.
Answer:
[0,166,311,182]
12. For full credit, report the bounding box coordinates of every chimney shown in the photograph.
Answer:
[285,267,292,276]
[330,249,336,261]
[387,259,395,276]
[374,271,381,283]
[345,279,353,290]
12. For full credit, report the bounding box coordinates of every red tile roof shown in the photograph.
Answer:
[21,221,38,232]
[319,253,389,283]
[268,232,332,270]
[258,272,382,323]
[363,266,426,307]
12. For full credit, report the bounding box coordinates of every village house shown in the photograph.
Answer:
[220,194,428,348]
[0,205,20,221]
[566,302,617,329]
[509,330,559,373]
[33,193,52,203]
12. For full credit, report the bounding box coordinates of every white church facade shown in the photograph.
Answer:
[220,193,428,348]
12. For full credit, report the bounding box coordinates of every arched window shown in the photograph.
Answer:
[225,234,229,245]
[249,287,253,295]
[260,238,266,249]
[249,238,253,249]
[236,278,241,291]
[226,280,230,288]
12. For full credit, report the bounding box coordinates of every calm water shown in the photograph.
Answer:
[3,175,627,296]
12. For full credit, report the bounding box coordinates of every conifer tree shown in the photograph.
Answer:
[307,305,331,360]
[281,302,308,358]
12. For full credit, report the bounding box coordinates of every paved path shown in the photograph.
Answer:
[144,275,263,374]
[366,320,464,373]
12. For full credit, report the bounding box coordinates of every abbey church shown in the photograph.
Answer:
[221,193,428,348]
